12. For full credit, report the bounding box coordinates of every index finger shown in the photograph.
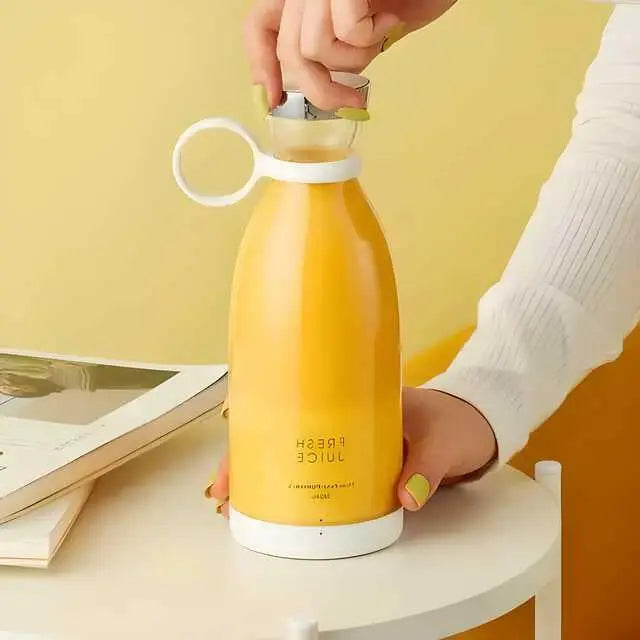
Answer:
[243,0,285,108]
[279,0,364,111]
[205,454,229,501]
[291,60,365,111]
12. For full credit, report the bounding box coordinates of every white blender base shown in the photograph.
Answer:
[229,507,404,560]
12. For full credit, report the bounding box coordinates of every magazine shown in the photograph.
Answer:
[0,349,227,524]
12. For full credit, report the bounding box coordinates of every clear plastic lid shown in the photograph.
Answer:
[268,117,359,162]
[267,72,369,163]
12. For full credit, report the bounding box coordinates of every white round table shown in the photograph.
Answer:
[0,416,562,640]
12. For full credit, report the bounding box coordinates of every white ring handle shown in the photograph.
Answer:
[172,117,263,207]
[173,117,363,207]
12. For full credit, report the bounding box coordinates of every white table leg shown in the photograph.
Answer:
[534,461,562,640]
[285,618,319,640]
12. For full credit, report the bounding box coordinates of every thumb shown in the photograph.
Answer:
[397,439,449,511]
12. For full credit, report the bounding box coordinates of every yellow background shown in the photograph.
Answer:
[0,0,609,363]
[4,1,635,638]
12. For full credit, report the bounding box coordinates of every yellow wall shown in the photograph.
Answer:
[0,0,609,363]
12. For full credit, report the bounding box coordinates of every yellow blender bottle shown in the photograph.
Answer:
[173,73,403,559]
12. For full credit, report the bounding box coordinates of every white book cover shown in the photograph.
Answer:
[0,348,227,523]
[0,483,92,568]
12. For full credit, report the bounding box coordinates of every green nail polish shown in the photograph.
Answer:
[381,23,405,52]
[252,84,270,118]
[405,473,431,507]
[336,107,370,122]
[204,471,217,498]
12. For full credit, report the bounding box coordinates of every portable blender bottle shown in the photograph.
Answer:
[172,73,403,559]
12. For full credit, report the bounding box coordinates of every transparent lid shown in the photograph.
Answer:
[267,72,369,163]
[271,72,370,122]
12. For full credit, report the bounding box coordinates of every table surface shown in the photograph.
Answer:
[0,416,560,640]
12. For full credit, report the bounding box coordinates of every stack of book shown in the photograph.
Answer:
[0,348,227,568]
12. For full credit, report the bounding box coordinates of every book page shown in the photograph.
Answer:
[0,483,92,562]
[0,350,226,498]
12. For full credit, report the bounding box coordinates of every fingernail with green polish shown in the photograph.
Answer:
[220,397,229,419]
[336,107,370,122]
[381,22,406,52]
[405,473,431,507]
[215,501,225,515]
[203,471,217,499]
[252,84,270,118]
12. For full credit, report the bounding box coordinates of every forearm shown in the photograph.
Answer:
[425,5,640,467]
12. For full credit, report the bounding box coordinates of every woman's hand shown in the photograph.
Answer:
[207,387,497,516]
[397,388,497,508]
[244,0,459,112]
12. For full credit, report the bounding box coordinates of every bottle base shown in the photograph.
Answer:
[228,506,404,560]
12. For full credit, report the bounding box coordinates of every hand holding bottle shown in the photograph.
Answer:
[244,0,459,112]
[207,388,497,516]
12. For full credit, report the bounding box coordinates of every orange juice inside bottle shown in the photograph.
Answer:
[228,117,402,527]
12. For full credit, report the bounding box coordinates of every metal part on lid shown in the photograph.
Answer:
[271,72,370,121]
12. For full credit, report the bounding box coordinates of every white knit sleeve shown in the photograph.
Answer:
[424,5,640,468]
